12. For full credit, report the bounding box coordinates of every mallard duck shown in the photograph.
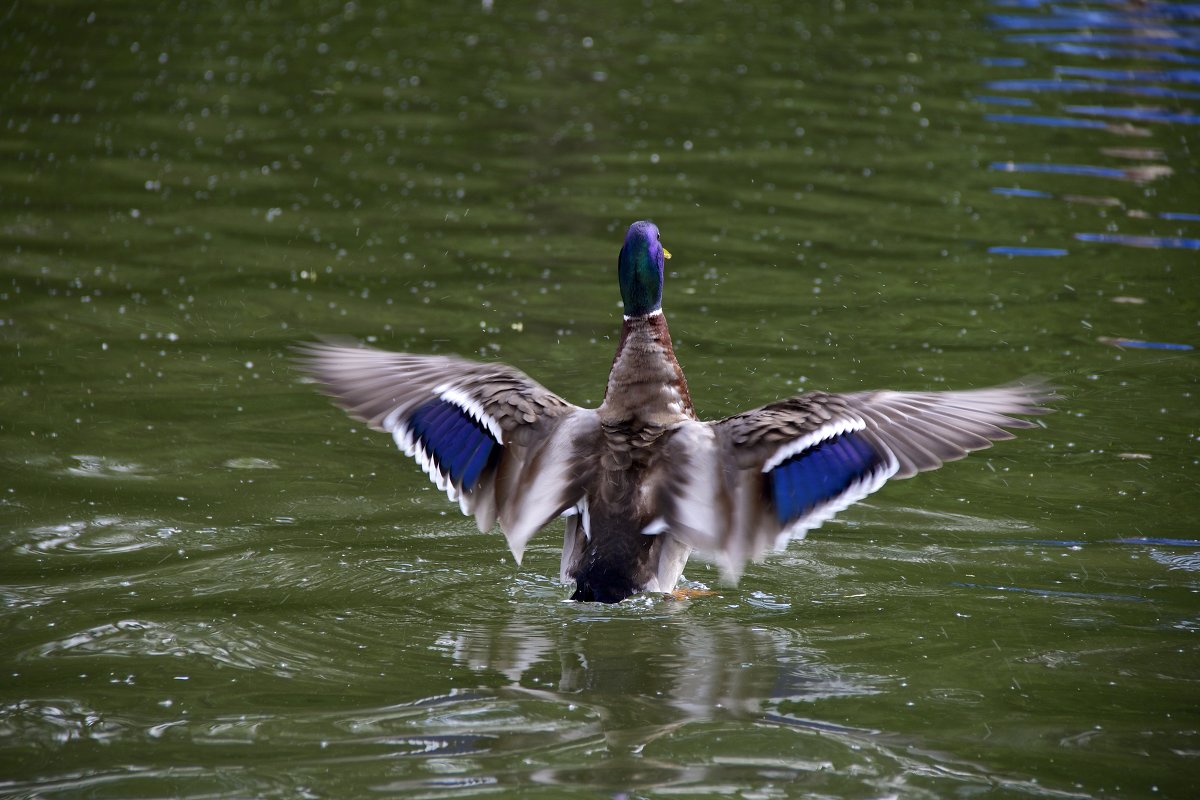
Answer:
[298,220,1051,603]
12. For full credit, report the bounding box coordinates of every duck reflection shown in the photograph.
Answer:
[424,603,1039,795]
[437,597,878,754]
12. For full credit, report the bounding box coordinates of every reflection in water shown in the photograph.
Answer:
[64,454,154,481]
[975,94,1035,106]
[991,187,1052,198]
[988,246,1069,257]
[418,601,1072,795]
[984,1,1198,262]
[984,112,1122,131]
[1066,104,1200,125]
[17,516,170,557]
[952,582,1148,604]
[441,608,878,733]
[1048,44,1200,64]
[1075,232,1200,250]
[1115,537,1200,547]
[990,7,1200,33]
[1149,550,1200,572]
[984,78,1200,100]
[989,161,1172,182]
[1056,66,1200,85]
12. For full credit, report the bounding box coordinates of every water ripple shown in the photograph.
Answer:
[1114,537,1200,547]
[1076,232,1200,249]
[980,56,1027,67]
[992,186,1054,198]
[31,618,248,665]
[975,94,1036,106]
[952,582,1148,603]
[1056,66,1200,85]
[1049,44,1200,64]
[989,246,1070,256]
[64,454,154,480]
[985,113,1115,130]
[1065,104,1200,124]
[1011,34,1200,52]
[16,516,170,556]
[1150,551,1200,572]
[869,506,1035,533]
[989,160,1173,181]
[0,699,129,744]
[984,0,1200,278]
[1099,335,1195,352]
[989,11,1188,31]
[985,78,1200,99]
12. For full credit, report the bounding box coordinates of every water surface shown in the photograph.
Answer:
[2,1,1198,797]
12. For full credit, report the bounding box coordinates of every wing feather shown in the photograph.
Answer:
[295,340,596,562]
[659,381,1053,580]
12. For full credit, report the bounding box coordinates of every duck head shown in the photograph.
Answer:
[618,220,671,317]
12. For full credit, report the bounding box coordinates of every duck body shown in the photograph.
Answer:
[299,221,1052,603]
[569,311,696,601]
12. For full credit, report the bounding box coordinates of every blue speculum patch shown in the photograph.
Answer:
[408,398,498,490]
[768,432,884,524]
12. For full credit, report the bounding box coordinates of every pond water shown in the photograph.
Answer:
[2,0,1198,797]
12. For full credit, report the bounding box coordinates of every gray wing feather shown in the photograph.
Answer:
[295,342,573,432]
[847,384,1052,479]
[662,382,1053,580]
[295,340,595,563]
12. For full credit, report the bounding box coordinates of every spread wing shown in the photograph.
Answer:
[658,382,1054,579]
[295,341,598,562]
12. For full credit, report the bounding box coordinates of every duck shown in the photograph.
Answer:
[297,220,1052,603]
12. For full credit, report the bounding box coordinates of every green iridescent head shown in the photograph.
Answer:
[617,220,671,317]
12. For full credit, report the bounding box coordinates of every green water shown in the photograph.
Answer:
[3,0,1198,797]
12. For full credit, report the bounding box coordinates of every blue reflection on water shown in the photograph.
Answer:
[1009,33,1200,51]
[1097,336,1196,351]
[988,246,1069,256]
[986,113,1110,128]
[990,11,1182,30]
[991,187,1054,197]
[990,0,1060,9]
[981,0,1196,261]
[1139,3,1200,20]
[990,161,1129,178]
[1065,105,1200,124]
[985,78,1200,99]
[1075,232,1200,249]
[1055,66,1200,85]
[1049,44,1200,64]
[980,56,1028,67]
[974,95,1035,106]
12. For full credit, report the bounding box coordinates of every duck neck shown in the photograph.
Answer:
[600,310,695,423]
